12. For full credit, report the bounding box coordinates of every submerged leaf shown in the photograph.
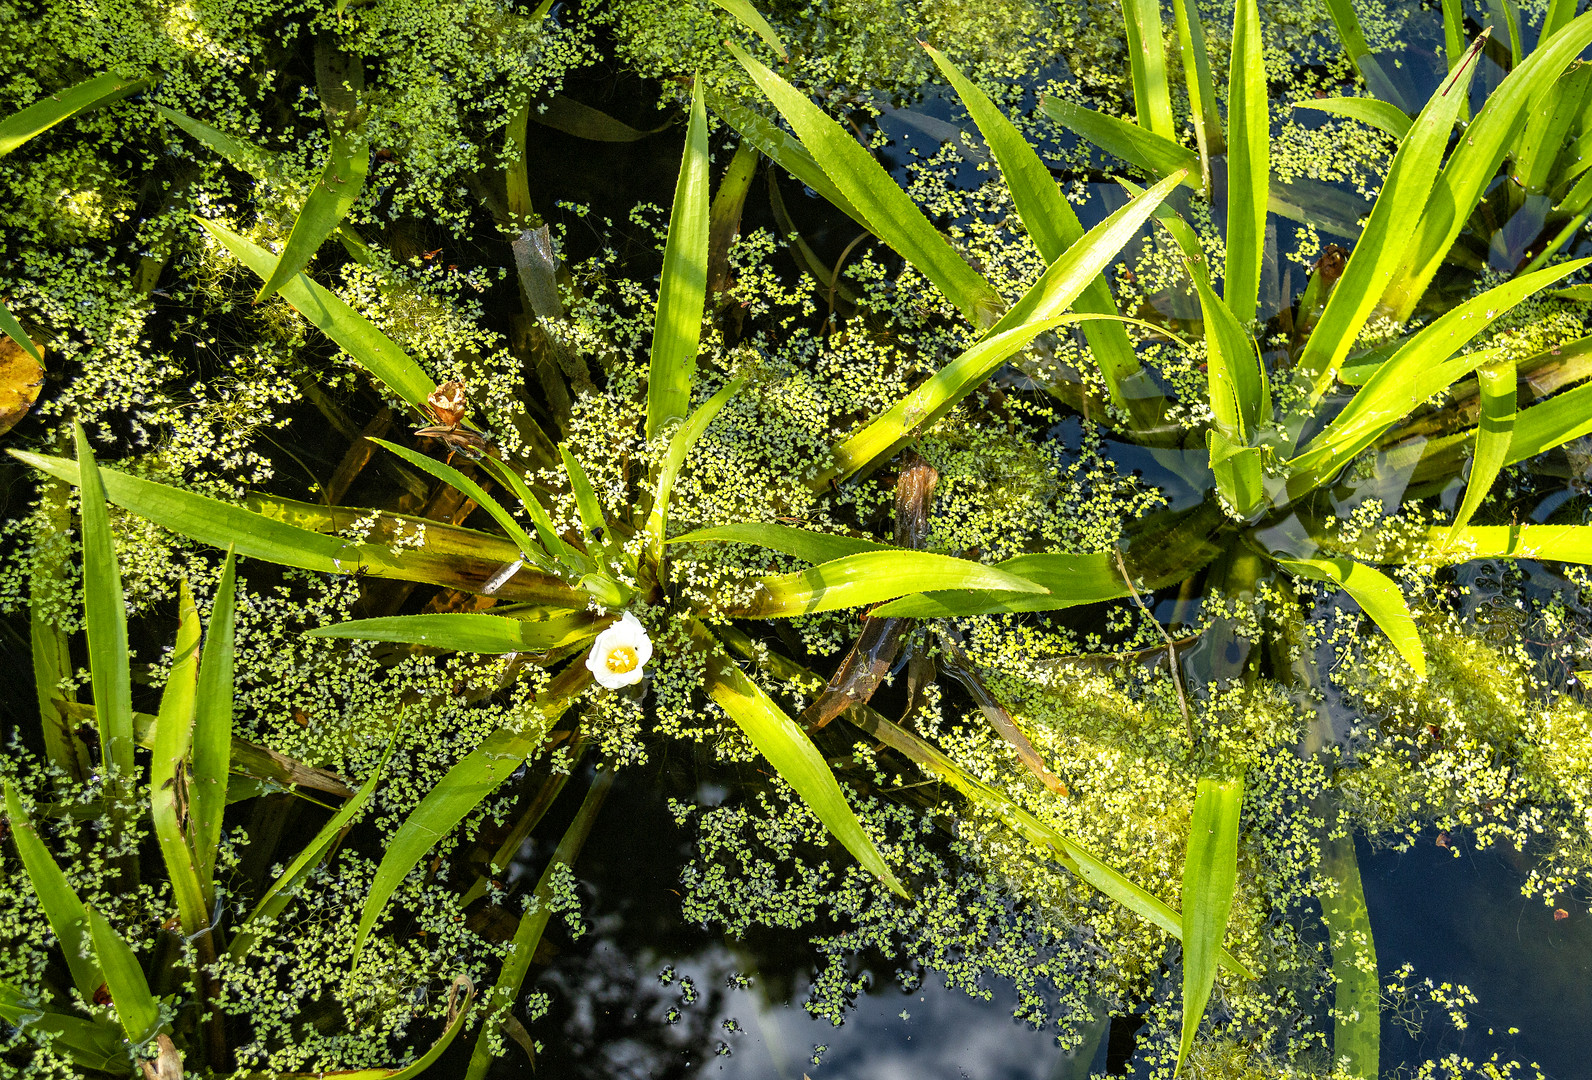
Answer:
[1318,832,1380,1077]
[465,773,613,1080]
[0,333,44,435]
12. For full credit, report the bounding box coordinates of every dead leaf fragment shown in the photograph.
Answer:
[139,1034,182,1080]
[0,335,44,437]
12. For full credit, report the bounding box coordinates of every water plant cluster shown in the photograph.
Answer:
[2,0,1592,1076]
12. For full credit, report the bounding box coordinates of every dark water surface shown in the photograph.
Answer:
[476,760,1592,1078]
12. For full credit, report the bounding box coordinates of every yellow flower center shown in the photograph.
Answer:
[605,645,638,674]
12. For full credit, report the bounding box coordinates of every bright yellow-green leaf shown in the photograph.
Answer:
[710,0,787,59]
[1176,777,1244,1076]
[1226,0,1270,323]
[1122,0,1175,137]
[1446,360,1515,544]
[1292,96,1412,139]
[195,218,435,409]
[736,550,1047,618]
[306,611,599,653]
[646,80,711,439]
[923,46,1148,415]
[871,551,1130,616]
[150,581,209,936]
[1296,36,1485,403]
[1276,556,1425,677]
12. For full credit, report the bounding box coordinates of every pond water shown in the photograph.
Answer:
[454,761,1591,1079]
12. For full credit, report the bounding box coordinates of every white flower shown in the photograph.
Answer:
[585,612,653,689]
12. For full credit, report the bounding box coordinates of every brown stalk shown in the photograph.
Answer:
[938,633,1069,798]
[802,453,937,730]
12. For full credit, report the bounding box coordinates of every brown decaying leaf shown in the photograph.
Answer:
[139,1035,182,1080]
[0,335,44,437]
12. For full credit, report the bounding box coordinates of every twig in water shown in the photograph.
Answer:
[1115,547,1192,734]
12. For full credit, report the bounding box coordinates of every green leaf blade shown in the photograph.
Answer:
[1277,556,1425,677]
[0,299,42,363]
[195,218,435,409]
[150,581,209,936]
[0,73,147,158]
[1382,13,1592,319]
[670,522,888,563]
[710,0,788,60]
[0,983,127,1073]
[84,907,161,1045]
[3,782,104,1001]
[702,632,906,897]
[1225,0,1270,323]
[1318,832,1380,1077]
[1039,97,1199,180]
[922,46,1145,406]
[829,172,1184,479]
[73,424,135,790]
[1446,360,1515,543]
[738,550,1047,618]
[1295,37,1485,402]
[1123,0,1176,138]
[465,771,613,1080]
[1176,777,1244,1076]
[190,550,237,893]
[727,42,1002,326]
[871,551,1130,616]
[645,378,743,566]
[255,128,370,301]
[1291,96,1412,140]
[350,674,585,965]
[646,80,712,439]
[306,612,597,653]
[369,438,542,561]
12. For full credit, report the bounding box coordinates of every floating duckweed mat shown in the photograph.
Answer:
[1,0,1591,1076]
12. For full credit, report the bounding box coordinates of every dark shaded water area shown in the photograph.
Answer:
[456,762,1592,1079]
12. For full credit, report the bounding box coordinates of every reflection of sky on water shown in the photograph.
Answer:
[529,937,1103,1080]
